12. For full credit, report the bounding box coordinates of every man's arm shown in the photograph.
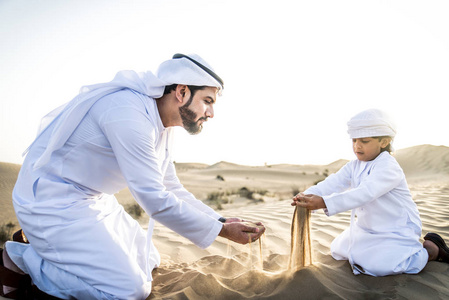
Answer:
[163,160,266,242]
[100,94,264,247]
[163,160,222,219]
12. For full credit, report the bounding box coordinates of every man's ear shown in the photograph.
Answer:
[175,85,189,103]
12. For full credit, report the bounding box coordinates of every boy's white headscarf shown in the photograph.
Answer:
[27,54,223,170]
[347,108,396,139]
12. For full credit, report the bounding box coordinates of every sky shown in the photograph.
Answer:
[1,0,448,166]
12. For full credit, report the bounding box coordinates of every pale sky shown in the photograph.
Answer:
[1,0,448,166]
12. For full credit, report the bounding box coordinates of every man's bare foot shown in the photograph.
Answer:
[423,240,439,261]
[424,232,449,263]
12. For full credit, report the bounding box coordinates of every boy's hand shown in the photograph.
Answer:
[291,193,326,210]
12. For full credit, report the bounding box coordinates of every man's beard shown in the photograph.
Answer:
[179,104,206,135]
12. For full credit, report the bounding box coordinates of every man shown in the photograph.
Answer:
[1,54,265,299]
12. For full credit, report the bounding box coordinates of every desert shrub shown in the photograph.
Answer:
[207,187,269,209]
[216,175,225,181]
[238,187,252,199]
[255,189,268,196]
[207,191,226,210]
[238,187,268,201]
[125,203,144,218]
[207,191,225,201]
[0,222,15,244]
[291,187,300,197]
[313,178,324,185]
[216,202,223,210]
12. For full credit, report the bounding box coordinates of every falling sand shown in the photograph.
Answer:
[288,206,312,271]
[245,222,265,269]
[241,210,312,272]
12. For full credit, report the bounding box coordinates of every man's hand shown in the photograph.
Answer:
[218,221,265,244]
[291,193,326,210]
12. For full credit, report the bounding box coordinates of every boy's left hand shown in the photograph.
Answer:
[291,193,326,210]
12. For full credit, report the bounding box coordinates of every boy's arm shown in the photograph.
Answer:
[302,161,353,196]
[323,159,403,216]
[292,162,352,214]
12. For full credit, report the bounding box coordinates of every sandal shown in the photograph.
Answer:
[12,230,29,244]
[424,232,449,263]
[2,230,63,299]
[0,248,32,299]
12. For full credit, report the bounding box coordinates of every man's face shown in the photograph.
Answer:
[179,87,217,135]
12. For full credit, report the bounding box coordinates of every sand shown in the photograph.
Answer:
[0,162,20,225]
[1,144,449,299]
[289,206,312,271]
[148,185,449,299]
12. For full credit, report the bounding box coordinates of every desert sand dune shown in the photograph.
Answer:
[1,144,448,299]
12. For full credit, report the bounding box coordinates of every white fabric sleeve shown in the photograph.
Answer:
[323,158,403,216]
[100,103,222,249]
[163,160,222,220]
[304,162,353,196]
[303,162,352,216]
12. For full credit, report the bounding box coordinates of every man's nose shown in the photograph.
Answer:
[206,106,214,119]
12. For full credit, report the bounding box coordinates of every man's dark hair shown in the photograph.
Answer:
[163,84,206,97]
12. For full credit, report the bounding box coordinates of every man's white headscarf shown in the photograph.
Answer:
[347,108,397,139]
[27,53,224,170]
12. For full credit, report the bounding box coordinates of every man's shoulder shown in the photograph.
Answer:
[101,89,151,106]
[88,90,160,132]
[91,89,155,115]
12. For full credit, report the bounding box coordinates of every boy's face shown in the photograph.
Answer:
[352,137,390,161]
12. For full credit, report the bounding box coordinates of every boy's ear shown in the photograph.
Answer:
[380,137,391,148]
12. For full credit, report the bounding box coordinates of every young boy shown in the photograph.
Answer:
[291,108,448,276]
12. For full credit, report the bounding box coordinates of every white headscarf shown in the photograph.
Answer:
[157,53,223,95]
[27,54,223,170]
[347,108,396,139]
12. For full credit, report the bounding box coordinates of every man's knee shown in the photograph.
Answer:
[111,275,151,299]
